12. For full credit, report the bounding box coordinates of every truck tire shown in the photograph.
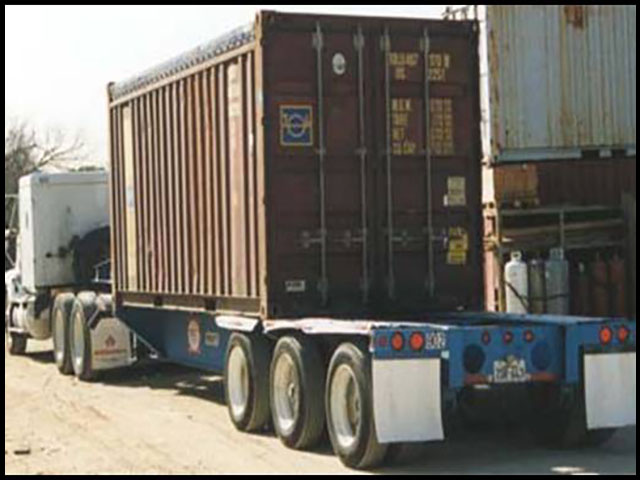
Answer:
[5,302,27,356]
[7,332,28,355]
[69,292,99,382]
[224,333,271,432]
[270,336,325,450]
[326,343,388,470]
[529,384,617,448]
[52,293,75,375]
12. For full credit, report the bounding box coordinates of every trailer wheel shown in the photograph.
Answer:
[224,333,271,432]
[52,293,75,375]
[270,336,325,450]
[529,384,617,448]
[326,343,388,470]
[69,292,98,382]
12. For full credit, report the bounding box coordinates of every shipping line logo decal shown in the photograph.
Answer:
[187,319,202,355]
[280,105,313,147]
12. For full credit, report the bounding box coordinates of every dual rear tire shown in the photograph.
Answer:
[52,292,98,382]
[224,335,387,470]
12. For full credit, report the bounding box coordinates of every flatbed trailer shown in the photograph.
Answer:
[111,302,636,468]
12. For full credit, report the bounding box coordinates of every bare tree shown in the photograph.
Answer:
[5,119,88,198]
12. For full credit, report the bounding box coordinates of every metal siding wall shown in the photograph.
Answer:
[487,5,636,158]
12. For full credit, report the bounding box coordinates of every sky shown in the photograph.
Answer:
[5,5,459,166]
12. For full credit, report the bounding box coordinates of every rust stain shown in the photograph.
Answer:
[564,5,586,29]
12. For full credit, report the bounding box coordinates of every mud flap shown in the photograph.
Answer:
[372,358,444,443]
[584,352,636,430]
[90,317,135,371]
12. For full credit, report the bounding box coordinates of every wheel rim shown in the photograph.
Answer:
[72,311,85,373]
[272,351,300,436]
[330,364,362,450]
[53,310,65,364]
[228,345,250,421]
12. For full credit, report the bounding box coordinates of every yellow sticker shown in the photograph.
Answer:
[447,251,467,265]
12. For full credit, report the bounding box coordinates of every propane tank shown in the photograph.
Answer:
[505,251,529,314]
[545,248,569,315]
[608,254,627,318]
[590,254,609,317]
[528,258,546,314]
[571,262,591,316]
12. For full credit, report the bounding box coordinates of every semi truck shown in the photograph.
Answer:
[6,11,636,470]
[4,171,135,374]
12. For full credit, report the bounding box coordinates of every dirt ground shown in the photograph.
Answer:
[5,337,636,475]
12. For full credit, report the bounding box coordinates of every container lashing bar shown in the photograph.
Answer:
[422,27,435,298]
[313,22,329,305]
[355,25,369,304]
[383,27,395,301]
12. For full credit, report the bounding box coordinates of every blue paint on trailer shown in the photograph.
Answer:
[371,315,635,390]
[117,306,231,373]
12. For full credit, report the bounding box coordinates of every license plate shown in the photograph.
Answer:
[492,356,531,384]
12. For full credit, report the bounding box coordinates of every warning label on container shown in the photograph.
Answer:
[446,176,466,207]
[447,227,469,266]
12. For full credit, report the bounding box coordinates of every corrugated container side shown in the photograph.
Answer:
[483,5,636,161]
[109,42,261,313]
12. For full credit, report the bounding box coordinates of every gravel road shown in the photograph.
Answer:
[5,337,636,475]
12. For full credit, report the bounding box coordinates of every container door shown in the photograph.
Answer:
[372,22,482,312]
[265,15,482,317]
[265,19,378,317]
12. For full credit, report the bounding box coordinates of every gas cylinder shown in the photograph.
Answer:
[590,254,609,317]
[571,262,591,316]
[505,251,529,314]
[608,254,627,318]
[545,248,569,315]
[528,259,546,314]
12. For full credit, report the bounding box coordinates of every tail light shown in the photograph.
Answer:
[524,330,535,343]
[617,326,630,344]
[503,331,514,345]
[409,332,425,352]
[391,332,404,351]
[481,331,491,345]
[377,335,388,349]
[599,326,613,345]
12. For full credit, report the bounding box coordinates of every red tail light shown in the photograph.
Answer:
[377,335,388,348]
[503,331,514,345]
[391,332,404,351]
[524,330,535,343]
[409,332,425,352]
[617,326,630,344]
[599,326,613,345]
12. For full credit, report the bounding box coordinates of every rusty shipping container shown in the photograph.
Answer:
[107,11,483,319]
[483,156,636,207]
[471,5,636,163]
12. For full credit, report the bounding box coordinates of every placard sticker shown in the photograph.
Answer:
[280,105,313,147]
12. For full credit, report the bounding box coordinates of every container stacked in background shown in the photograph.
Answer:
[444,5,636,318]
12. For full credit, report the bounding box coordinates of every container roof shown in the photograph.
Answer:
[108,23,254,102]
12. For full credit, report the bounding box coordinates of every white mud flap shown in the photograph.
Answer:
[584,352,636,430]
[372,358,444,443]
[90,317,135,371]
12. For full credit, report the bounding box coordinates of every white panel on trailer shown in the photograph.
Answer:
[372,358,444,443]
[19,171,109,291]
[584,352,636,430]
